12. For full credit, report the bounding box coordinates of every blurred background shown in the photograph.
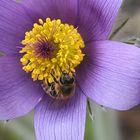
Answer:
[0,0,140,140]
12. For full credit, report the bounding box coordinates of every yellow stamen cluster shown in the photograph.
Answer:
[20,18,85,82]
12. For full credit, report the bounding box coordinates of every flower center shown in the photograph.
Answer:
[20,18,85,82]
[35,41,54,58]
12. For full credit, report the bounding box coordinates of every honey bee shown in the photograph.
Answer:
[42,72,76,100]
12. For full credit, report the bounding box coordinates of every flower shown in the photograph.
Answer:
[0,0,140,140]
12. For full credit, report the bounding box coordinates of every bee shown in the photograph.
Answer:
[42,72,76,100]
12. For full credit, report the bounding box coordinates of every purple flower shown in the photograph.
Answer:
[0,0,140,140]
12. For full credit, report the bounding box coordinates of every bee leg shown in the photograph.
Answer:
[50,73,59,83]
[47,79,51,86]
[50,90,58,98]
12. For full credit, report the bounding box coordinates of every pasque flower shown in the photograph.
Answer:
[0,0,140,140]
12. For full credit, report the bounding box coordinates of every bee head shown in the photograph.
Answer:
[60,73,75,85]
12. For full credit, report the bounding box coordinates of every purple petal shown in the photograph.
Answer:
[77,0,122,42]
[21,0,78,25]
[0,55,44,120]
[0,0,122,55]
[34,87,87,140]
[21,0,122,42]
[0,0,34,55]
[77,41,140,110]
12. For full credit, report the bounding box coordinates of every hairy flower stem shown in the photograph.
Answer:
[109,18,129,39]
